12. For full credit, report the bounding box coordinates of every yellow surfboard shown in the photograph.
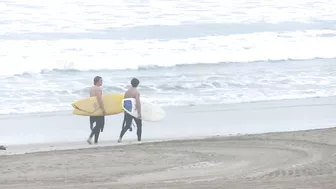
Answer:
[72,93,124,116]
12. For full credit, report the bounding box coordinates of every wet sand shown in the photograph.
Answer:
[2,96,336,146]
[1,127,336,189]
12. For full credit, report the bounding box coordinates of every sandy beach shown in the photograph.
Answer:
[1,126,336,189]
[1,0,336,188]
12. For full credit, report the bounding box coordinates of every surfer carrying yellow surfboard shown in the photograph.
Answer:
[118,78,143,143]
[87,76,105,144]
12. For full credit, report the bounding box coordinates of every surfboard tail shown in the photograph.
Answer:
[123,99,133,112]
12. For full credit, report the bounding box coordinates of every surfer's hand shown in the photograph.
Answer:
[102,109,106,115]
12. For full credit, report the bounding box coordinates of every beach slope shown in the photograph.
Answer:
[1,127,336,188]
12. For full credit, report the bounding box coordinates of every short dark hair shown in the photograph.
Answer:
[93,76,102,85]
[131,78,139,87]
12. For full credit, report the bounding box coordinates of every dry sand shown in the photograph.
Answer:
[1,127,336,189]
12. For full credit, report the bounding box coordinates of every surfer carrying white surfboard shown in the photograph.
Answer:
[87,76,105,145]
[118,78,142,143]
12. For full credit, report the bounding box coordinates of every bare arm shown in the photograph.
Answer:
[135,92,141,118]
[95,87,105,114]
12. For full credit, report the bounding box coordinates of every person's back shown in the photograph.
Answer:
[118,78,142,143]
[124,87,138,99]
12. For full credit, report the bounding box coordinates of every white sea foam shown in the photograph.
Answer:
[0,59,335,115]
[1,29,336,76]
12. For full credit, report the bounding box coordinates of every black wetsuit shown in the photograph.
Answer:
[90,116,104,132]
[89,116,105,143]
[119,112,142,141]
[121,113,133,132]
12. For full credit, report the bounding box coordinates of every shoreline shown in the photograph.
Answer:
[1,96,336,147]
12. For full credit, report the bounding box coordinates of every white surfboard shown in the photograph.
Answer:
[122,98,165,121]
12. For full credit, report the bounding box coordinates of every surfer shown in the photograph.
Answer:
[87,76,105,145]
[118,78,142,143]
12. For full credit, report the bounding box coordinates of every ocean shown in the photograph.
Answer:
[1,0,336,146]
